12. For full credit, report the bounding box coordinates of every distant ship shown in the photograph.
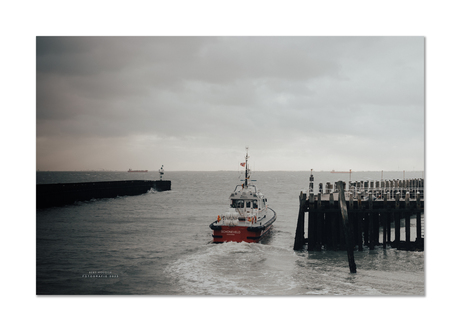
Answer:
[331,170,352,174]
[128,169,148,172]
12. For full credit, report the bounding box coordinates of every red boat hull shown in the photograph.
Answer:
[212,224,273,243]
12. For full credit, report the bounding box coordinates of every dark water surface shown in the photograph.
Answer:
[36,171,424,295]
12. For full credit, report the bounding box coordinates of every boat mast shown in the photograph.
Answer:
[244,147,249,187]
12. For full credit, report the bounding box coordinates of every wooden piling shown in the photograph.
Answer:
[307,193,316,251]
[387,195,392,244]
[361,195,369,247]
[293,192,306,251]
[330,192,338,250]
[416,192,423,250]
[383,193,388,249]
[357,194,363,251]
[316,193,323,251]
[369,193,375,250]
[319,193,330,248]
[405,192,411,247]
[348,192,356,248]
[337,181,357,273]
[394,192,401,247]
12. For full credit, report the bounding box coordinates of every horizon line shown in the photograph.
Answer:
[36,169,425,172]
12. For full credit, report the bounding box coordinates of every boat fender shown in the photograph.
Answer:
[248,225,264,232]
[209,222,222,231]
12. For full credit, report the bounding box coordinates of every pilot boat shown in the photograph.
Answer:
[209,149,276,243]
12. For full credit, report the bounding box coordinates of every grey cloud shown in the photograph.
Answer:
[36,36,424,171]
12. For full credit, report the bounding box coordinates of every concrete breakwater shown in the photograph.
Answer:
[36,180,171,208]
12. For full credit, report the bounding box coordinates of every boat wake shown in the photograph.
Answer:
[164,242,300,295]
[164,241,423,295]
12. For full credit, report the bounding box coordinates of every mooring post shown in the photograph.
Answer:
[293,192,307,251]
[337,181,357,273]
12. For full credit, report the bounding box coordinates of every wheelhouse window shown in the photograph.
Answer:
[231,200,245,208]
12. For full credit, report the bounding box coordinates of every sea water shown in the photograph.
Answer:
[36,171,424,295]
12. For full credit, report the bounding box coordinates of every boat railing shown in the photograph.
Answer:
[233,184,258,193]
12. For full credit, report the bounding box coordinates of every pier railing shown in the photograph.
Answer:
[312,178,424,200]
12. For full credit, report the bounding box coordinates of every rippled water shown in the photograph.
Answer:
[36,171,424,295]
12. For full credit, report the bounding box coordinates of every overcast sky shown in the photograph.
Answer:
[36,36,424,171]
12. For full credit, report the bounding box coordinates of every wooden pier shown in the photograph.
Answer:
[294,178,424,256]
